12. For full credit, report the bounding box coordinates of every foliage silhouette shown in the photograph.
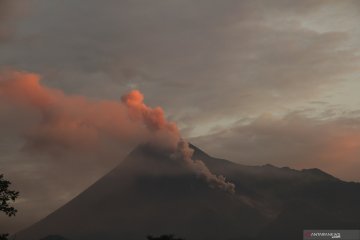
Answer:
[0,234,9,240]
[147,234,184,240]
[0,174,19,240]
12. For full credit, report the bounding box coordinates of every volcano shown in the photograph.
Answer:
[14,144,360,240]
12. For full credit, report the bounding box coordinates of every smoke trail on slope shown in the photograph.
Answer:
[121,90,235,193]
[172,140,235,193]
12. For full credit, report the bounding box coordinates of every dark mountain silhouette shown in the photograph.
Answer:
[147,234,184,240]
[39,235,69,240]
[15,144,360,240]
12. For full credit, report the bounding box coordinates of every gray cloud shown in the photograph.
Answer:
[0,0,29,42]
[192,111,360,182]
[0,0,13,41]
[0,0,359,133]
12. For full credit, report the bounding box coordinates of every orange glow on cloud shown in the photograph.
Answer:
[0,71,59,108]
[0,71,141,151]
[0,70,235,193]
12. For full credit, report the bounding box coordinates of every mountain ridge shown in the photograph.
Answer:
[14,144,360,240]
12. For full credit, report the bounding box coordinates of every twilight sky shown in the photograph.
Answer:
[1,0,360,233]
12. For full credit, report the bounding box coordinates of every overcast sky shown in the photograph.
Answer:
[1,0,360,234]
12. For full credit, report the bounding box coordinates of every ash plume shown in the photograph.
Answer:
[122,90,235,193]
[0,70,235,193]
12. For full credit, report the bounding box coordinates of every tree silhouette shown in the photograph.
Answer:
[147,234,184,240]
[0,174,19,240]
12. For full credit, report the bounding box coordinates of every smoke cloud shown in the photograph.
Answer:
[0,70,235,193]
[122,90,236,193]
[0,70,144,154]
[172,140,235,193]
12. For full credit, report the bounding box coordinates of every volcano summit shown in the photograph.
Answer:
[14,144,360,240]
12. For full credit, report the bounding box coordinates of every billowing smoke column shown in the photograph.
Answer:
[121,90,235,194]
[0,71,235,194]
[121,90,180,151]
